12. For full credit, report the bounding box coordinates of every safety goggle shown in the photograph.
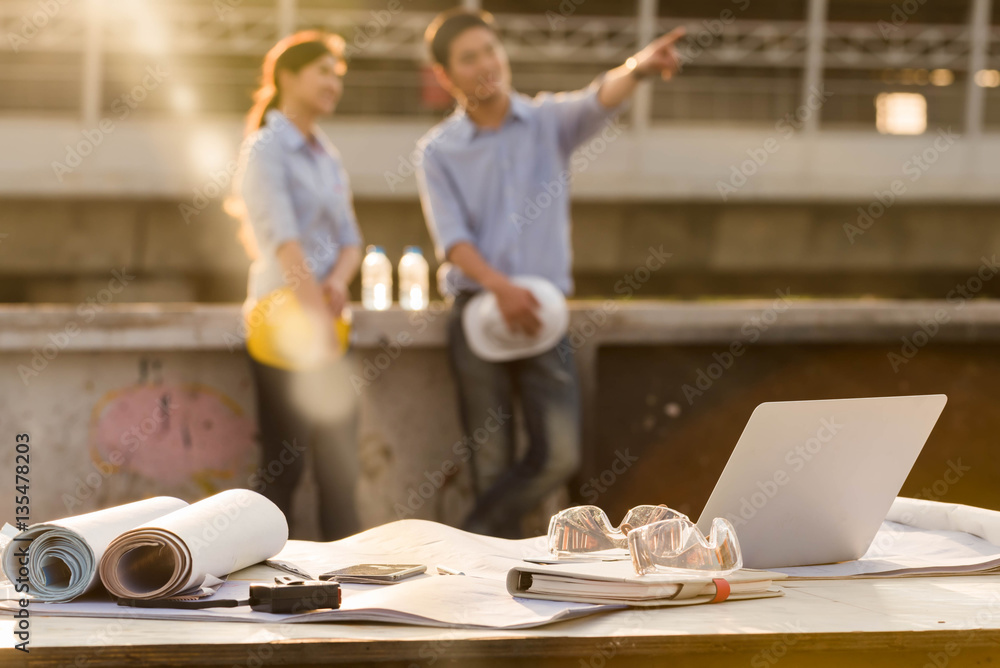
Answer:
[547,504,742,576]
[627,515,742,576]
[547,504,685,555]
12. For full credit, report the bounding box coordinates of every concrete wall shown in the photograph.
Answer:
[2,300,999,539]
[1,198,999,303]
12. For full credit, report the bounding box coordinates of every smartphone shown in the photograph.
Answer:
[319,564,426,583]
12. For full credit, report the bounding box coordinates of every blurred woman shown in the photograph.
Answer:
[229,31,362,540]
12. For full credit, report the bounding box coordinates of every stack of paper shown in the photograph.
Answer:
[774,497,1000,579]
[7,497,1000,628]
[0,573,610,629]
[2,519,617,628]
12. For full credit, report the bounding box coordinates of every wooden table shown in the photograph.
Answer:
[5,575,1000,667]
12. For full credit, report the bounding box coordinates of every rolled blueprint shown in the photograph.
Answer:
[1,496,188,602]
[98,489,288,600]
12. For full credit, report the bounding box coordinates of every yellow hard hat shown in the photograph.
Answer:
[246,287,351,371]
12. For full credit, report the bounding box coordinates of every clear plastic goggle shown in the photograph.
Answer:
[627,516,742,576]
[547,504,685,555]
[547,504,742,576]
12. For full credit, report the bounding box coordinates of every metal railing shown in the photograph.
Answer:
[0,0,996,130]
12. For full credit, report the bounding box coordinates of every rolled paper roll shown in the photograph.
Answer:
[0,496,188,602]
[98,489,288,600]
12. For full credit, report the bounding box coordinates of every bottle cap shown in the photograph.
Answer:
[403,246,423,255]
[366,245,386,255]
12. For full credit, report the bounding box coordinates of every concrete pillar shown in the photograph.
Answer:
[964,0,992,136]
[81,0,103,128]
[573,335,599,506]
[277,0,296,38]
[631,0,658,133]
[800,0,828,133]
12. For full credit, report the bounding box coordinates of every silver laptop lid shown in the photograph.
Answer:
[696,395,947,569]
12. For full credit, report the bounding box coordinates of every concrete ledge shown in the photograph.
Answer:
[2,299,1000,352]
[4,117,1000,201]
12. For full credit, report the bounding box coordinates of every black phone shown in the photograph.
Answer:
[319,564,426,583]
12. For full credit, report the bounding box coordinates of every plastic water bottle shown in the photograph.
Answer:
[398,246,429,310]
[362,245,392,310]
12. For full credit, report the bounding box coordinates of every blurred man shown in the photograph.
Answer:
[417,9,684,537]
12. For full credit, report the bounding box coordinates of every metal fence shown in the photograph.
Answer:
[1,0,997,130]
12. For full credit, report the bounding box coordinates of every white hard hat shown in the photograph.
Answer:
[461,276,569,362]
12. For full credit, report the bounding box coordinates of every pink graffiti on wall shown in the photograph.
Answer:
[89,381,255,489]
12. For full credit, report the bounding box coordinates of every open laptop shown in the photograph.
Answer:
[696,395,947,569]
